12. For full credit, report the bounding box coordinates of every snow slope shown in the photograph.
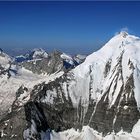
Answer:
[51,119,140,140]
[31,48,49,59]
[0,51,11,69]
[0,64,64,119]
[74,54,86,64]
[62,31,140,109]
[61,53,75,65]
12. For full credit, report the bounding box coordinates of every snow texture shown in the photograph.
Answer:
[50,119,140,140]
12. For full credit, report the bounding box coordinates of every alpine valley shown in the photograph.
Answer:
[1,32,140,140]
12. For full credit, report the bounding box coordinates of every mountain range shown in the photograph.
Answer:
[0,32,140,140]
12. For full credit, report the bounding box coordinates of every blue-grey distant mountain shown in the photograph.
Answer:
[14,48,49,62]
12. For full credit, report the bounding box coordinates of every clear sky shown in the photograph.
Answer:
[0,1,140,55]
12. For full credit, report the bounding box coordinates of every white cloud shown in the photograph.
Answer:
[120,27,129,32]
[114,27,129,35]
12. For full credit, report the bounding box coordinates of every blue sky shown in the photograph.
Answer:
[0,1,140,55]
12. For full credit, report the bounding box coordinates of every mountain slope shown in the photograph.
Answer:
[15,49,86,74]
[23,31,140,136]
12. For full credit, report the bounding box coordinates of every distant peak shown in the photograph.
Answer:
[0,48,3,53]
[32,48,45,52]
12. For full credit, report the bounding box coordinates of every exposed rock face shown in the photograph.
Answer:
[0,108,27,140]
[20,50,64,74]
[18,51,85,74]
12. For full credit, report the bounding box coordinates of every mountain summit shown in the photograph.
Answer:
[32,32,140,134]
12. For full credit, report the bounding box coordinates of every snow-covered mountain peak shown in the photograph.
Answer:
[109,32,140,47]
[0,49,11,69]
[119,31,128,38]
[15,48,49,62]
[31,48,48,59]
[85,32,140,64]
[70,32,140,110]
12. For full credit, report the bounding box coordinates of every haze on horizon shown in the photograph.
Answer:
[0,1,140,56]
